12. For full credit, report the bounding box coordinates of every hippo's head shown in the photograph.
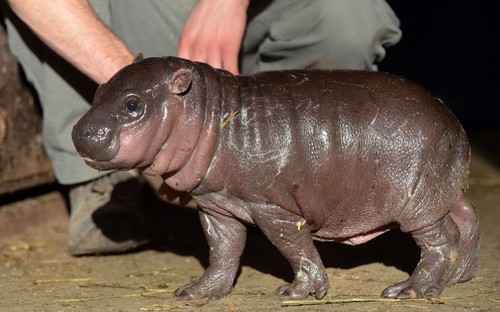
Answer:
[72,55,201,175]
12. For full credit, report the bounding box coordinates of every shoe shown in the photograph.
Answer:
[68,170,149,256]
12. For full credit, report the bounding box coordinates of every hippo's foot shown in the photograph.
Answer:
[381,239,452,299]
[174,277,233,301]
[276,260,329,300]
[383,197,480,299]
[381,279,444,299]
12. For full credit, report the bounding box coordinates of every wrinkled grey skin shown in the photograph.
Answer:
[72,56,480,301]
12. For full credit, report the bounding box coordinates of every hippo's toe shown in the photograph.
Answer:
[381,280,444,299]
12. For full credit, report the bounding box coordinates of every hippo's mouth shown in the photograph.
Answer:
[83,157,132,171]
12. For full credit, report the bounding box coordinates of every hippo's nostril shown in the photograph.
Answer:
[74,124,111,145]
[81,125,95,139]
[91,126,112,145]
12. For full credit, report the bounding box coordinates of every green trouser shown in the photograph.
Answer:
[1,0,401,185]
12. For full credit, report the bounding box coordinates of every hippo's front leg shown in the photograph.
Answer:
[252,204,329,299]
[174,209,247,300]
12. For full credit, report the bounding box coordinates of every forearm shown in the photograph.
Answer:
[7,0,133,84]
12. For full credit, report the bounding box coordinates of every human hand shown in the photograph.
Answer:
[177,0,249,75]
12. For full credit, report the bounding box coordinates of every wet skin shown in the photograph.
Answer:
[72,56,480,300]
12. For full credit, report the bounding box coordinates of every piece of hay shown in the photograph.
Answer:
[281,297,458,307]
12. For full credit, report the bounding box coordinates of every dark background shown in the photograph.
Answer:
[381,1,499,126]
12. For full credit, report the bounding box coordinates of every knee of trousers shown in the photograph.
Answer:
[245,0,402,72]
[309,0,402,70]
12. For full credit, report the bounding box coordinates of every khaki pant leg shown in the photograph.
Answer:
[241,0,402,73]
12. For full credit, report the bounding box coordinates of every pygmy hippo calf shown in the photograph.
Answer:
[72,56,480,300]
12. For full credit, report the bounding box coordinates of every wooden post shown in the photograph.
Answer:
[0,24,54,195]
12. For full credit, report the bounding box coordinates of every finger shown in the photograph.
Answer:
[176,40,192,60]
[221,47,240,75]
[206,51,223,71]
[222,54,239,75]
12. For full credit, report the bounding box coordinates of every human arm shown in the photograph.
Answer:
[177,0,249,75]
[6,0,134,84]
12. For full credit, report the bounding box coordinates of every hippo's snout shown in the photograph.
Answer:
[72,119,119,168]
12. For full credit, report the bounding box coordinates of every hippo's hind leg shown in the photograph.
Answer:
[382,196,480,299]
[447,197,480,283]
[252,204,329,300]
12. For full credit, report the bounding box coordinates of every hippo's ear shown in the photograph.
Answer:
[133,53,144,63]
[167,68,192,94]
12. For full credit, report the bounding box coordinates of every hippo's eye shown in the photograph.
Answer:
[126,99,139,112]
